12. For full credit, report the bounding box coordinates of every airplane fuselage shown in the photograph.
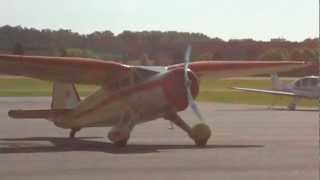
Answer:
[54,69,199,129]
[289,88,320,99]
[288,76,320,99]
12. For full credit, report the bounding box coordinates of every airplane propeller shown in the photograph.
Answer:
[167,45,211,146]
[183,45,205,122]
[183,45,211,146]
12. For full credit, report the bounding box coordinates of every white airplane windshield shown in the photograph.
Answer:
[294,77,320,88]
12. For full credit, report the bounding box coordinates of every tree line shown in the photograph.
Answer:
[0,25,318,67]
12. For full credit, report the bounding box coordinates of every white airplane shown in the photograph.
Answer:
[232,74,319,110]
[0,47,308,147]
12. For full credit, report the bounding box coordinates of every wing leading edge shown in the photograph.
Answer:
[168,61,310,80]
[0,54,132,85]
[231,87,298,97]
[0,54,309,86]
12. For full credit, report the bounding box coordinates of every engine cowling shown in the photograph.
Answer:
[162,68,199,111]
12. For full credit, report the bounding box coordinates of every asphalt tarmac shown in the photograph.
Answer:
[0,97,317,180]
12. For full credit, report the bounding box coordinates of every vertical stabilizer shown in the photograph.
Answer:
[51,82,80,109]
[271,73,285,90]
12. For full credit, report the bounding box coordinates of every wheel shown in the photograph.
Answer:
[288,104,296,111]
[113,138,128,147]
[190,123,211,147]
[69,128,80,138]
[69,130,76,138]
[194,138,209,147]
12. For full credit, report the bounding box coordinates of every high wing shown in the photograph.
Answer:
[232,87,300,97]
[0,54,133,85]
[0,54,309,87]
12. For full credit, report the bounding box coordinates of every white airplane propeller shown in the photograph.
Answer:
[183,45,205,122]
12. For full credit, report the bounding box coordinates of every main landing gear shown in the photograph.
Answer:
[190,123,211,146]
[107,126,131,147]
[288,97,300,111]
[113,138,129,147]
[164,113,211,146]
[288,103,296,111]
[69,128,81,138]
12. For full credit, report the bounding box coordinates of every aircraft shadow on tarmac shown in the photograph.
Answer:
[216,107,318,112]
[269,107,318,112]
[0,137,264,154]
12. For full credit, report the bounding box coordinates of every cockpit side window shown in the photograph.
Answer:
[309,78,318,87]
[301,79,308,87]
[295,79,302,88]
[296,78,319,88]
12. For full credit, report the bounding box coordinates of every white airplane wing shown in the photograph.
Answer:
[232,87,298,97]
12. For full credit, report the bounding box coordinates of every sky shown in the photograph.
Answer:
[0,0,318,41]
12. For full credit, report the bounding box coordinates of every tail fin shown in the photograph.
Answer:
[271,73,285,90]
[51,82,80,109]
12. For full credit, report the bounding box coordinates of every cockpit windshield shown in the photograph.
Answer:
[294,77,320,88]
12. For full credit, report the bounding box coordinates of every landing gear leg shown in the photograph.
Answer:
[269,95,280,110]
[164,113,192,135]
[288,103,296,111]
[288,97,300,111]
[69,128,81,138]
[164,113,211,146]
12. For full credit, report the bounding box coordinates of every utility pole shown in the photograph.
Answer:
[318,0,320,116]
[318,0,320,157]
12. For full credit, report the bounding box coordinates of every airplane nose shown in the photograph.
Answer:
[162,68,199,111]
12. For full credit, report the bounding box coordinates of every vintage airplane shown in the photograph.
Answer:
[0,47,309,146]
[232,74,319,110]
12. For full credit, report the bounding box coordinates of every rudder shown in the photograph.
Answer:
[271,73,284,90]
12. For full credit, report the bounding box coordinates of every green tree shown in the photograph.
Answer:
[212,52,224,60]
[65,48,97,58]
[197,52,214,60]
[289,49,304,61]
[197,52,224,60]
[301,49,317,61]
[259,48,289,60]
[12,42,24,55]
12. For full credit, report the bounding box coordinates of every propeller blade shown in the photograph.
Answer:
[183,45,205,122]
[185,45,192,64]
[184,45,192,83]
[187,88,204,121]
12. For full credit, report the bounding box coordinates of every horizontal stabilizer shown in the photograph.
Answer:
[8,109,72,119]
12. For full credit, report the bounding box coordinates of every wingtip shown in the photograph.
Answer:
[231,87,241,90]
[8,109,20,118]
[303,60,314,66]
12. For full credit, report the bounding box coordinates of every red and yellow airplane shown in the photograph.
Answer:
[0,47,309,147]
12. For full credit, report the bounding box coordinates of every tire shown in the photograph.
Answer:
[113,138,128,147]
